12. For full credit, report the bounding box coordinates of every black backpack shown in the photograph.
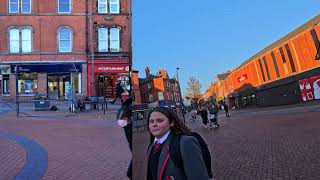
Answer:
[169,132,213,178]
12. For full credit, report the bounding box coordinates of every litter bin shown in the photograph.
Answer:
[34,94,50,111]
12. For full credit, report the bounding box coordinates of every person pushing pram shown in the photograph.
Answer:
[208,104,219,129]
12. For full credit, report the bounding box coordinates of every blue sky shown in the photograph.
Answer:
[132,0,320,96]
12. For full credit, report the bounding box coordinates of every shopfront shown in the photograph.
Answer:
[10,63,83,99]
[88,63,130,98]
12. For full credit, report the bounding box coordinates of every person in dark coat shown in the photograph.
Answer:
[117,96,132,179]
[223,103,230,117]
[111,81,125,104]
[147,107,209,180]
[200,105,209,127]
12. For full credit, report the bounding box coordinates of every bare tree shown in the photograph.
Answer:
[185,77,202,108]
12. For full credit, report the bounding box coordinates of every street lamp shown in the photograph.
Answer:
[176,67,185,122]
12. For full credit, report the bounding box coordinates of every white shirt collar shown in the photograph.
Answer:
[154,130,171,144]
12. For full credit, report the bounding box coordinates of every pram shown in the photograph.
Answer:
[209,113,219,129]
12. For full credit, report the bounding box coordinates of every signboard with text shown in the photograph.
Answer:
[237,74,248,82]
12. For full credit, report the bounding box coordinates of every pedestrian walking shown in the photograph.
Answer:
[111,81,125,104]
[223,103,230,117]
[200,105,209,127]
[117,96,133,179]
[147,107,209,180]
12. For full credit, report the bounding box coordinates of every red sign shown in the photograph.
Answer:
[237,74,248,82]
[95,64,130,73]
[309,75,320,100]
[299,78,314,101]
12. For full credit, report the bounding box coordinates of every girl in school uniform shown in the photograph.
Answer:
[147,107,209,180]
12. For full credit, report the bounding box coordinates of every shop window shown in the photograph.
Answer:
[9,27,32,53]
[9,0,31,14]
[117,75,130,93]
[58,0,71,13]
[2,75,10,95]
[158,92,164,100]
[284,44,296,73]
[262,56,270,81]
[149,94,153,102]
[17,73,37,95]
[58,27,72,52]
[310,29,320,60]
[271,51,280,78]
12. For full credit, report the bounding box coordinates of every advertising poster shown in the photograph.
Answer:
[298,78,314,101]
[25,80,33,94]
[309,75,320,100]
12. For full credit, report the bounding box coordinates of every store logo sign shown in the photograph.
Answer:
[238,74,248,82]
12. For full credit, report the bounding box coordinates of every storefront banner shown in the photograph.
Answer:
[95,64,130,73]
[298,78,314,101]
[310,75,320,100]
[11,64,82,73]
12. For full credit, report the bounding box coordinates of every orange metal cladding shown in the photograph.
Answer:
[221,17,320,98]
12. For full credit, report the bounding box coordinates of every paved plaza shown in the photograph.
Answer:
[133,102,320,180]
[0,108,131,180]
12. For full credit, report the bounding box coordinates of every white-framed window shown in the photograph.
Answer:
[147,83,151,89]
[98,28,108,52]
[58,27,72,52]
[109,0,119,14]
[110,28,120,52]
[2,75,10,95]
[21,28,32,52]
[158,92,164,100]
[58,0,71,13]
[9,0,31,13]
[9,27,32,53]
[21,0,31,13]
[97,27,120,52]
[98,0,108,13]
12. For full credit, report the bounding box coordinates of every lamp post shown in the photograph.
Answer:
[176,67,185,122]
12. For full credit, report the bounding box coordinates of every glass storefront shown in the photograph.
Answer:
[18,73,37,95]
[2,75,10,95]
[48,73,81,99]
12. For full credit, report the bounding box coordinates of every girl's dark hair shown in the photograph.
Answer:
[148,107,191,141]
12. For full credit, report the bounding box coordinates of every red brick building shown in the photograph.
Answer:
[139,67,182,104]
[87,0,131,98]
[0,0,131,99]
[132,69,141,104]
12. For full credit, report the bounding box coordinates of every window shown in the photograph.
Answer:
[9,27,32,53]
[21,0,31,13]
[279,47,289,75]
[310,29,320,60]
[58,0,71,13]
[262,56,270,81]
[97,27,120,52]
[110,28,120,52]
[58,27,72,52]
[158,92,164,100]
[284,44,296,73]
[17,73,37,94]
[147,83,151,89]
[98,0,107,13]
[271,52,280,78]
[258,59,266,82]
[110,0,119,13]
[2,75,10,95]
[9,0,31,13]
[21,28,32,52]
[98,28,108,52]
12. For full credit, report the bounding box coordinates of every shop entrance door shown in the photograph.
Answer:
[48,75,70,99]
[95,75,114,98]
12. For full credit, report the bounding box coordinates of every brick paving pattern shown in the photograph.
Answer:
[133,104,320,180]
[0,110,131,180]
